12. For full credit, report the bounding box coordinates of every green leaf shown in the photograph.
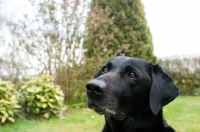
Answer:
[35,108,40,114]
[1,116,6,123]
[0,110,8,117]
[43,113,49,119]
[7,117,15,122]
[42,103,47,108]
[36,102,42,107]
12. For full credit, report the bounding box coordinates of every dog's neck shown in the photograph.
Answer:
[103,109,170,132]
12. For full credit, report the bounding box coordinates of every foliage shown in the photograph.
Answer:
[158,56,200,95]
[1,0,88,78]
[84,0,156,62]
[18,75,64,118]
[1,0,90,103]
[1,0,156,104]
[0,79,20,125]
[55,65,86,102]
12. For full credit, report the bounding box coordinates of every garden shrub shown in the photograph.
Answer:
[0,79,20,125]
[158,56,200,95]
[18,75,64,118]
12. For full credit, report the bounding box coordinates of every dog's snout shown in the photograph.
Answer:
[86,80,106,95]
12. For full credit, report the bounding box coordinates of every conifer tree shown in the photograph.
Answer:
[84,0,156,63]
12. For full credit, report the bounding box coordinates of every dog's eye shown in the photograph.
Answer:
[102,67,108,73]
[128,72,136,78]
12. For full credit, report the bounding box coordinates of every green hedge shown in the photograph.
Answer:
[158,56,200,95]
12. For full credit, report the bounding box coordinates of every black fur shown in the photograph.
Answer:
[86,56,179,132]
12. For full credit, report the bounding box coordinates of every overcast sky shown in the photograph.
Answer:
[142,0,200,57]
[1,0,200,58]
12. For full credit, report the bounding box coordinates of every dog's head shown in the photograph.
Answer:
[86,56,179,120]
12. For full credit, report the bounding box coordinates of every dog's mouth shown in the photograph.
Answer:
[88,102,125,120]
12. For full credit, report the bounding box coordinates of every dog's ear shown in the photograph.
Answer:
[149,63,179,115]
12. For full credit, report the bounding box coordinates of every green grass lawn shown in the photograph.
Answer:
[1,96,200,132]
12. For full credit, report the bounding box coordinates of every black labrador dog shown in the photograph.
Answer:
[86,56,179,132]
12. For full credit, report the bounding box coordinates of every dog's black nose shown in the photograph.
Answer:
[86,79,106,95]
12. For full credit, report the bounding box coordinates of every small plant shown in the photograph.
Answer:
[0,79,20,125]
[18,75,64,118]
